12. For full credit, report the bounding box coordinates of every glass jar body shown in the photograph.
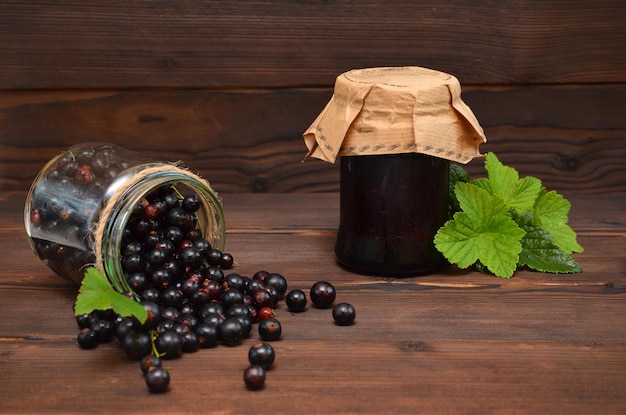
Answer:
[335,152,449,276]
[24,143,225,290]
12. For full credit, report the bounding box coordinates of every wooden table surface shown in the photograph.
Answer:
[1,191,625,414]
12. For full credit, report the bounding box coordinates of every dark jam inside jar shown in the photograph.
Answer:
[335,152,450,276]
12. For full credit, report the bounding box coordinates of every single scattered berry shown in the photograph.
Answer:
[285,289,307,312]
[248,342,275,369]
[258,318,282,341]
[332,303,356,326]
[310,281,336,309]
[243,365,266,390]
[145,367,170,393]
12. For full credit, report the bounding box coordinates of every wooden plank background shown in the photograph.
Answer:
[1,0,625,194]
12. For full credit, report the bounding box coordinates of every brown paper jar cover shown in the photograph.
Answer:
[303,66,487,164]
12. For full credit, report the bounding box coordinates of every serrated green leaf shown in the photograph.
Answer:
[509,176,543,212]
[434,183,526,278]
[484,152,519,199]
[534,190,583,254]
[471,177,493,194]
[482,152,543,212]
[456,181,509,220]
[517,214,582,273]
[74,268,147,323]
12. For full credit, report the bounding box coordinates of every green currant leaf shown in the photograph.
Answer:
[74,268,147,323]
[449,163,470,213]
[434,182,526,278]
[533,189,583,254]
[516,212,582,273]
[483,152,543,213]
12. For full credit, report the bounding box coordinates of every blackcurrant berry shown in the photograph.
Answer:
[163,226,184,245]
[181,331,200,353]
[146,248,167,266]
[248,342,275,369]
[220,317,245,346]
[123,331,152,360]
[195,323,219,348]
[139,287,160,303]
[75,313,93,329]
[203,266,224,283]
[150,268,172,289]
[251,288,273,309]
[220,288,244,309]
[145,367,170,394]
[90,319,115,343]
[115,317,139,342]
[199,303,225,320]
[226,303,252,320]
[127,272,147,292]
[163,193,179,209]
[224,273,246,291]
[178,246,202,268]
[243,365,266,390]
[192,238,211,256]
[77,328,99,349]
[205,248,223,267]
[140,355,163,375]
[123,253,143,273]
[253,270,270,282]
[285,289,307,312]
[332,303,356,326]
[258,318,282,341]
[220,252,234,269]
[155,330,183,360]
[310,281,336,309]
[160,287,184,308]
[233,315,252,338]
[264,273,288,298]
[182,194,201,212]
[140,301,161,331]
[161,307,182,323]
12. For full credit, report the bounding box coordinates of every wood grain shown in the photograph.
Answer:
[1,1,625,88]
[1,191,625,414]
[2,85,625,194]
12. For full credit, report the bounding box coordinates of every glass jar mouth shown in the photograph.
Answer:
[97,165,226,295]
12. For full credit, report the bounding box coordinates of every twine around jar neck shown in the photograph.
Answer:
[92,163,222,294]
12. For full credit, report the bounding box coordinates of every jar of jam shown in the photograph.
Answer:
[24,143,225,292]
[303,67,486,276]
[335,152,449,275]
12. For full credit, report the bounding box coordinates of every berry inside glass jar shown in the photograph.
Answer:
[24,143,225,293]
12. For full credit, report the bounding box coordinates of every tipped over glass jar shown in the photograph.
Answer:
[24,143,225,292]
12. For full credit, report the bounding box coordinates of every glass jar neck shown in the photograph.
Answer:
[97,165,225,295]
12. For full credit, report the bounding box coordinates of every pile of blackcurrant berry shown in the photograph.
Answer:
[73,183,355,393]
